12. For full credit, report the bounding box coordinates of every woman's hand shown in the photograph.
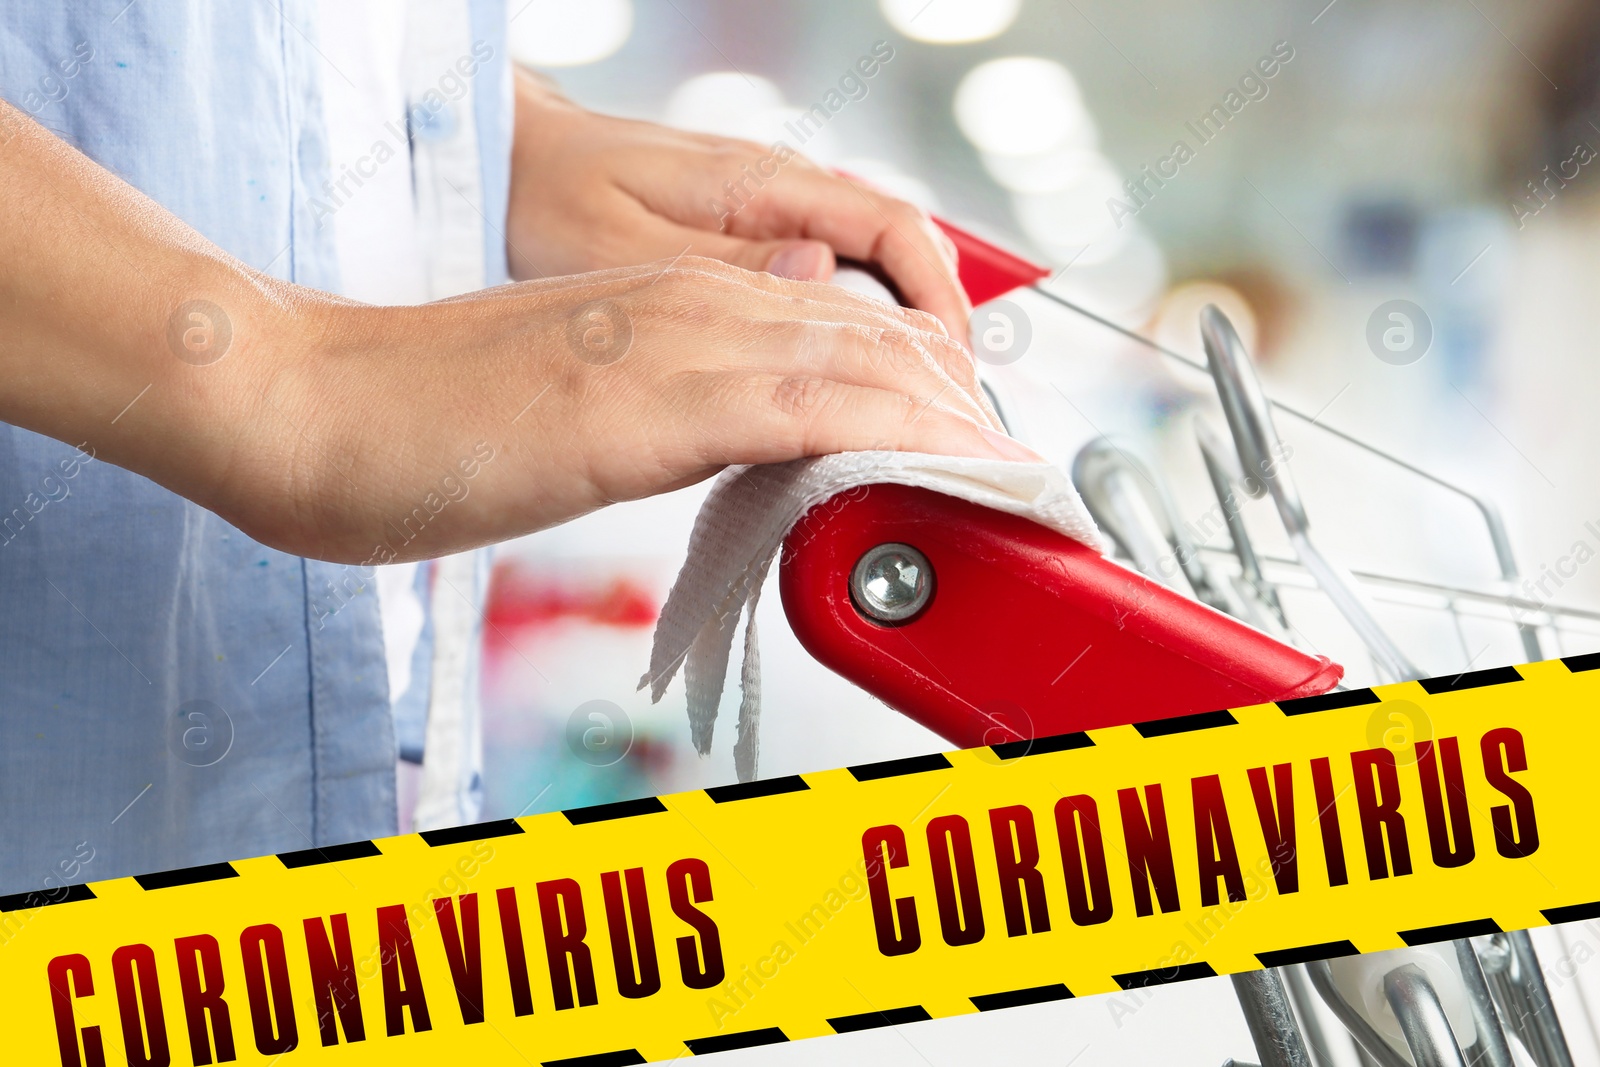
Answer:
[505,69,973,342]
[278,256,1026,563]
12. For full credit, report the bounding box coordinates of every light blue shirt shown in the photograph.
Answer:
[0,1,510,896]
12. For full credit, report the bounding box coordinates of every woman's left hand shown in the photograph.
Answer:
[504,68,972,342]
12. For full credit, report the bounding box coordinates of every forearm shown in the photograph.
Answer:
[0,100,321,531]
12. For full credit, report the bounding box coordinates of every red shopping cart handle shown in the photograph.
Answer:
[779,483,1343,749]
[933,217,1050,307]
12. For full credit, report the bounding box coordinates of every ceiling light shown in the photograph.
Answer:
[879,0,1022,44]
[954,57,1092,157]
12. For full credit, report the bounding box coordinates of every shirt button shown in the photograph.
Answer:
[411,101,457,143]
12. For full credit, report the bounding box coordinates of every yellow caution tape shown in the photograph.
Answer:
[8,657,1600,1066]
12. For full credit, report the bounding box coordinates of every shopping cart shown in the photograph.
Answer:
[1064,304,1600,1067]
[778,223,1600,1067]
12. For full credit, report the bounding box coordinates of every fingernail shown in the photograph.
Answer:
[979,426,1047,463]
[768,241,835,281]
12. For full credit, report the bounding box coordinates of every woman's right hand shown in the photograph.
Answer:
[260,256,1038,563]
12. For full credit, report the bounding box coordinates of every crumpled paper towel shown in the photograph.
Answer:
[641,451,1108,782]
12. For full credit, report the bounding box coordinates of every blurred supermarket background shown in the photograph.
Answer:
[477,0,1600,835]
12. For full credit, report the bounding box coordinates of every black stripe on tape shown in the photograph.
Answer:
[0,883,96,912]
[563,797,668,825]
[827,1005,932,1033]
[684,1027,789,1054]
[1133,710,1237,738]
[134,857,235,895]
[1113,962,1218,989]
[135,863,238,891]
[1277,688,1380,716]
[1399,918,1502,945]
[1255,940,1361,968]
[1562,652,1600,673]
[705,776,809,803]
[419,819,525,847]
[847,753,952,782]
[277,840,382,869]
[1417,666,1523,695]
[1543,900,1600,925]
[970,983,1074,1011]
[989,732,1094,761]
[541,1051,647,1067]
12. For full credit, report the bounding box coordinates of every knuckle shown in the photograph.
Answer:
[771,318,835,367]
[743,269,805,298]
[771,317,815,347]
[665,260,746,292]
[808,319,872,358]
[874,329,924,375]
[930,334,975,376]
[865,332,909,380]
[887,197,931,227]
[674,255,736,280]
[712,140,767,166]
[652,266,753,307]
[875,329,947,383]
[898,306,947,337]
[773,375,835,418]
[940,232,961,264]
[897,391,929,433]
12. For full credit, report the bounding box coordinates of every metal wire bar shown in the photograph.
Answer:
[1192,546,1600,625]
[1305,959,1414,1067]
[1384,965,1469,1067]
[1281,965,1351,1067]
[1447,601,1473,667]
[1232,971,1316,1067]
[1454,940,1517,1067]
[1508,932,1575,1067]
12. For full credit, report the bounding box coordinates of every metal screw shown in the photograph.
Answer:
[850,543,934,624]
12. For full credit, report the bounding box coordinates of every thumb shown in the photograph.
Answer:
[761,239,837,282]
[674,223,837,281]
[631,212,839,282]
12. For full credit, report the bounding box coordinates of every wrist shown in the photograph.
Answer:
[133,271,333,548]
[253,292,578,563]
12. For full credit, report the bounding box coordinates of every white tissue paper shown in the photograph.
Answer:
[641,451,1108,782]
